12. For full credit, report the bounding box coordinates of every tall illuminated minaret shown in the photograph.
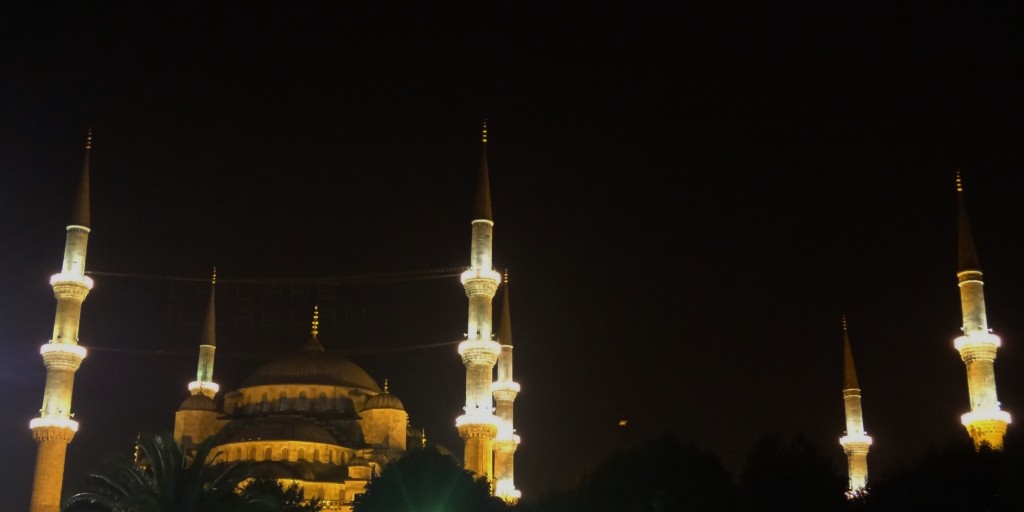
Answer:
[838,316,871,497]
[456,120,502,483]
[492,270,521,503]
[953,171,1011,450]
[188,268,219,398]
[29,130,94,512]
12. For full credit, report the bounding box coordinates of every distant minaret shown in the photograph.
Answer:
[29,130,94,512]
[953,171,1011,450]
[456,120,502,483]
[492,270,521,503]
[173,268,222,449]
[189,268,219,398]
[838,316,871,497]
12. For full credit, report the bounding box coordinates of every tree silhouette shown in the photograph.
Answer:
[62,431,292,512]
[527,432,736,512]
[352,446,507,512]
[738,433,845,512]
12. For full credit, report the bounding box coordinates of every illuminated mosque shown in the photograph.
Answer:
[26,125,521,512]
[835,170,1012,497]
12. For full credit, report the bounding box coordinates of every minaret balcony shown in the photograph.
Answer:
[458,339,502,364]
[41,343,87,370]
[495,480,521,503]
[50,272,94,289]
[492,380,521,395]
[961,408,1011,427]
[29,416,79,433]
[188,380,220,395]
[839,433,872,454]
[954,333,1001,360]
[461,269,501,295]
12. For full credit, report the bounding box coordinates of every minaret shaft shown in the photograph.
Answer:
[953,178,1009,450]
[30,135,92,512]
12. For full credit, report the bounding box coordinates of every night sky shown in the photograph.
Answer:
[2,3,1024,508]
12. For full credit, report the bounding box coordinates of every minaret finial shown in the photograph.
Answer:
[133,432,141,465]
[842,314,848,332]
[384,378,389,393]
[956,169,963,193]
[211,267,217,285]
[482,119,488,143]
[312,305,320,337]
[85,128,93,151]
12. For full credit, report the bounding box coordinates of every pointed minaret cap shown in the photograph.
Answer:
[472,119,494,221]
[302,305,325,351]
[71,128,92,227]
[842,315,860,390]
[956,170,981,271]
[499,269,513,345]
[201,267,217,346]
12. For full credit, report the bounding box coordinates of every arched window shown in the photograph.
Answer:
[317,393,327,411]
[297,448,306,461]
[248,447,257,460]
[298,392,308,410]
[279,393,288,411]
[282,447,290,461]
[264,446,273,461]
[313,449,320,463]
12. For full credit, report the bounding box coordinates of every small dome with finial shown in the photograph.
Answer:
[363,379,405,411]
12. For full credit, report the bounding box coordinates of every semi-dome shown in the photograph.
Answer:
[178,394,217,411]
[225,419,340,445]
[240,344,381,392]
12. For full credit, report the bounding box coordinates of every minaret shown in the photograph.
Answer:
[838,316,871,497]
[492,270,521,503]
[174,268,221,449]
[189,268,219,398]
[953,171,1011,450]
[456,120,502,483]
[29,130,94,512]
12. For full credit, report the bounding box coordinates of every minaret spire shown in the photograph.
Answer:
[457,120,503,488]
[188,268,219,398]
[71,128,91,228]
[473,119,493,221]
[493,269,522,503]
[838,316,871,497]
[952,171,1010,450]
[30,130,96,512]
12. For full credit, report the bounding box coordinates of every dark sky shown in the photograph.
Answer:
[2,2,1024,508]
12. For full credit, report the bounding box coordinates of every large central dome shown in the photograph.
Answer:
[240,328,381,392]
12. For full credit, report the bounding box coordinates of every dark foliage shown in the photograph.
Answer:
[738,433,846,512]
[525,433,737,512]
[862,429,1024,512]
[352,446,507,512]
[241,478,323,512]
[61,431,312,512]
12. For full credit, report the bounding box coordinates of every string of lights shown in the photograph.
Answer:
[86,267,468,285]
[84,339,461,358]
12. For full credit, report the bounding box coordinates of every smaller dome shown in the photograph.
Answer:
[348,455,371,467]
[363,391,404,411]
[179,394,217,412]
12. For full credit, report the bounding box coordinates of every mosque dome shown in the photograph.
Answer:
[240,340,381,392]
[178,394,217,411]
